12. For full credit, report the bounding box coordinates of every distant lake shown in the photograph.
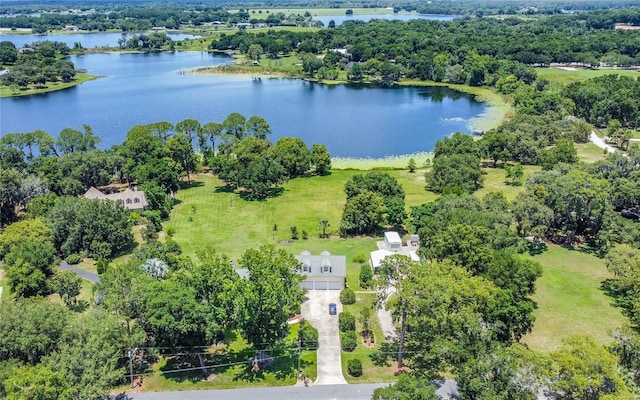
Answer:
[0,51,486,158]
[0,32,200,49]
[313,13,457,26]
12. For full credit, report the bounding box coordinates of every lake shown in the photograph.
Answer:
[0,32,200,49]
[0,51,487,158]
[313,13,456,26]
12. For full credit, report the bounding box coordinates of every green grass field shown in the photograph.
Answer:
[535,67,640,85]
[522,245,626,353]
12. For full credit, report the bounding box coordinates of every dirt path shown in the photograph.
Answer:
[590,132,617,153]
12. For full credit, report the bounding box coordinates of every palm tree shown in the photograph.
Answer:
[318,219,330,238]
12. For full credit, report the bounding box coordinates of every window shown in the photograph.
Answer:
[302,259,311,273]
[126,198,132,204]
[321,259,332,273]
[134,197,140,203]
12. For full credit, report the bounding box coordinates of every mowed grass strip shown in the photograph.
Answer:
[523,245,626,353]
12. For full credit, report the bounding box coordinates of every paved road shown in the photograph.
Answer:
[59,261,100,283]
[119,381,460,400]
[300,291,348,385]
[121,383,385,400]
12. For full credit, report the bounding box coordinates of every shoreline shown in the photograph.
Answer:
[331,152,433,170]
[0,73,99,98]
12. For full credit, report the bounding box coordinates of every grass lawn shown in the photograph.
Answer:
[576,142,609,163]
[535,67,640,86]
[522,245,626,353]
[0,73,98,97]
[475,164,539,202]
[341,292,397,383]
[137,323,316,391]
[48,278,95,309]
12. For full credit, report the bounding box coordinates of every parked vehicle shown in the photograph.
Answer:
[329,303,337,315]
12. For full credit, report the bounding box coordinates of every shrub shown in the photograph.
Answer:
[347,358,363,376]
[65,254,82,265]
[302,230,308,240]
[352,253,367,264]
[339,311,356,332]
[96,258,109,275]
[298,319,318,350]
[165,226,176,237]
[340,288,356,305]
[360,264,373,288]
[341,331,357,351]
[290,226,299,240]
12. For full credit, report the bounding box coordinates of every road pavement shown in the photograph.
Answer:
[118,380,460,400]
[59,260,100,283]
[300,291,348,385]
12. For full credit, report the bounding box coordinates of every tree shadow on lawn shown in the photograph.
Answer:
[600,279,634,320]
[527,241,547,256]
[233,346,307,382]
[370,340,398,367]
[179,181,205,189]
[237,187,285,201]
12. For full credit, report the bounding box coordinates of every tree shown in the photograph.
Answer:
[245,115,272,139]
[311,144,331,175]
[52,270,82,306]
[55,125,100,154]
[202,122,223,155]
[372,374,438,400]
[5,241,56,298]
[247,43,263,62]
[222,112,247,139]
[235,244,305,349]
[505,163,524,185]
[271,137,310,178]
[47,197,133,259]
[456,344,546,400]
[426,153,483,193]
[96,260,151,334]
[511,193,553,241]
[340,190,386,236]
[318,218,330,238]
[4,364,75,400]
[0,298,68,365]
[174,118,201,143]
[0,218,52,257]
[44,310,141,400]
[407,158,416,173]
[549,335,630,399]
[167,132,197,184]
[139,278,208,348]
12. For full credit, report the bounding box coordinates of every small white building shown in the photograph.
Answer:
[370,249,394,274]
[384,231,402,252]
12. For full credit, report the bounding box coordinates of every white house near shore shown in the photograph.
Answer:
[384,231,402,252]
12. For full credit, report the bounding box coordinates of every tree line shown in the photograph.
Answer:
[0,40,76,90]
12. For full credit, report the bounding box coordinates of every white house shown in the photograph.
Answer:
[384,231,402,252]
[295,251,346,290]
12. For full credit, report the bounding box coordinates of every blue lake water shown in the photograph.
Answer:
[0,51,486,158]
[0,32,200,48]
[313,13,456,26]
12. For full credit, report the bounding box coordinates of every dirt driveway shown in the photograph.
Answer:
[300,290,348,385]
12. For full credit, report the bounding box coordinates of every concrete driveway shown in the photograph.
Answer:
[300,291,348,385]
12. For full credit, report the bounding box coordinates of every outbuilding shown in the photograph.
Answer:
[384,231,402,252]
[370,249,394,274]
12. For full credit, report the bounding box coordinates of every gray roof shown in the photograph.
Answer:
[84,186,148,211]
[295,251,346,278]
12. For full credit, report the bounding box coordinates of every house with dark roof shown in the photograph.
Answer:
[295,251,346,290]
[83,187,148,211]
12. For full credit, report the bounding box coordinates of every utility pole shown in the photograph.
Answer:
[128,347,138,388]
[297,338,302,376]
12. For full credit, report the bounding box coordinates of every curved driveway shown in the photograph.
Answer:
[300,291,348,385]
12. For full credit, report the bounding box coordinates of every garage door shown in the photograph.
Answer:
[300,281,314,290]
[314,281,328,290]
[328,281,343,290]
